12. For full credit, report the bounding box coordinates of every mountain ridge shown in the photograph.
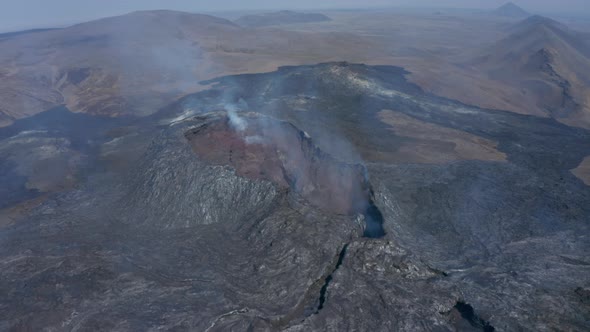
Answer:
[471,15,590,123]
[0,10,373,127]
[493,2,530,18]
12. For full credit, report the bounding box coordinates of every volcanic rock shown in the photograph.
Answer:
[185,113,370,216]
[1,62,590,331]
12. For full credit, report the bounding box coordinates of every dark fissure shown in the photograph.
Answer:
[454,301,495,332]
[315,244,349,313]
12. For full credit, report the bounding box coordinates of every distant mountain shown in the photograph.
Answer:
[235,10,331,28]
[471,15,590,125]
[509,15,569,33]
[0,10,371,126]
[0,28,60,40]
[0,10,239,125]
[493,2,530,18]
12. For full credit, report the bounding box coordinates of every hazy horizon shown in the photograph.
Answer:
[1,0,589,32]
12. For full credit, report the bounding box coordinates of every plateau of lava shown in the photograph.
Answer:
[185,112,384,237]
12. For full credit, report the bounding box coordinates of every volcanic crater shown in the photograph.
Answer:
[184,112,385,237]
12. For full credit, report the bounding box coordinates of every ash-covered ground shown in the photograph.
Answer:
[1,63,589,331]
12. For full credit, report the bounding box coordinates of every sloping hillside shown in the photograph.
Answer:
[493,2,530,18]
[470,15,590,126]
[0,10,373,126]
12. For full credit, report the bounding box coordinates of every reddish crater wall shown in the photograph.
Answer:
[184,114,370,215]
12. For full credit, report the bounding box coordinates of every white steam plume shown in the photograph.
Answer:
[226,103,247,132]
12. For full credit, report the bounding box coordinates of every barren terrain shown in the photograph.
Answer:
[572,156,590,185]
[378,109,506,163]
[1,6,590,331]
[2,9,590,128]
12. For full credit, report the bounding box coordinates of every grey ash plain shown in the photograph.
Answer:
[1,62,589,331]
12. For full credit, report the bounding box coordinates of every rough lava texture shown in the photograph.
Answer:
[0,63,589,331]
[121,119,279,229]
[185,113,371,216]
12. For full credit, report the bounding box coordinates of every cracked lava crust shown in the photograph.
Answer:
[184,113,373,218]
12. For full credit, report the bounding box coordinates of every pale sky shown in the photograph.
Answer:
[1,0,588,32]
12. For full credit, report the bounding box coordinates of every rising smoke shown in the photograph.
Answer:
[225,103,247,132]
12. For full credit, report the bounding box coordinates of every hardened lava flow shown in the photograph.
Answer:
[184,112,385,237]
